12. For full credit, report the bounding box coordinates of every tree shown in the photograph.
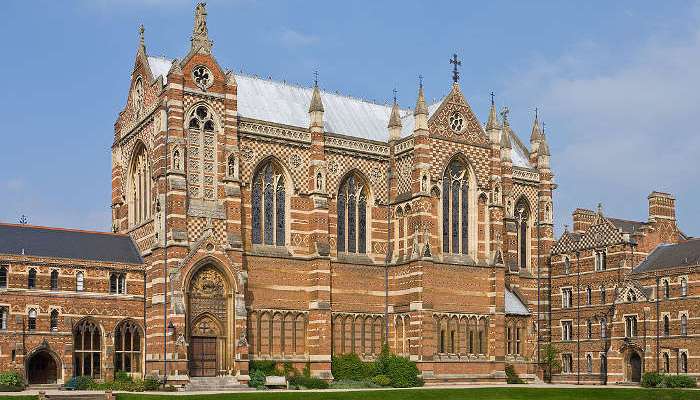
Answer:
[541,343,561,383]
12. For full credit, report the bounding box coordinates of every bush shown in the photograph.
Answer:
[663,374,696,388]
[370,374,391,387]
[143,376,161,391]
[289,375,329,389]
[505,364,525,384]
[73,376,95,390]
[641,372,664,388]
[332,353,375,381]
[249,360,279,376]
[114,370,133,383]
[383,355,422,388]
[0,371,24,390]
[248,369,267,389]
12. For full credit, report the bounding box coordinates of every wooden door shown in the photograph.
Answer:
[190,336,217,377]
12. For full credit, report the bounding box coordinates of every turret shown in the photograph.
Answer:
[414,80,429,132]
[485,93,501,144]
[308,80,324,129]
[537,126,550,171]
[388,92,402,141]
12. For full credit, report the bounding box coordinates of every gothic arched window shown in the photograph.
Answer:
[515,199,531,269]
[50,309,59,331]
[681,352,688,373]
[28,268,36,289]
[187,105,217,200]
[50,270,59,291]
[681,314,688,336]
[337,172,369,254]
[586,286,592,305]
[128,144,151,226]
[227,154,236,178]
[0,266,6,288]
[28,309,37,331]
[586,354,593,373]
[251,161,286,246]
[114,320,142,374]
[664,315,670,336]
[442,159,470,255]
[76,271,84,292]
[663,353,670,373]
[74,320,102,378]
[663,279,670,299]
[680,277,688,297]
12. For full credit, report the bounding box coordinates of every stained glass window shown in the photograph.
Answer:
[516,199,530,269]
[442,160,469,255]
[337,172,369,254]
[251,161,286,246]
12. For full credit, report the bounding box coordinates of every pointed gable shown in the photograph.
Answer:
[427,83,489,146]
[577,214,625,249]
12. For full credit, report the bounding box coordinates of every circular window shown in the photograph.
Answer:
[449,111,464,132]
[192,65,213,90]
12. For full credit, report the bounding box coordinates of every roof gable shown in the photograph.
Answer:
[427,83,489,146]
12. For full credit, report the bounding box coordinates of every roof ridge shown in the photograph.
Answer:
[0,223,127,237]
[234,72,409,111]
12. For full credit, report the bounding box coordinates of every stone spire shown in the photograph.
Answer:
[413,78,429,132]
[388,90,402,141]
[530,108,542,143]
[138,24,146,54]
[308,77,324,127]
[486,92,500,131]
[500,107,512,163]
[537,123,551,170]
[191,2,213,53]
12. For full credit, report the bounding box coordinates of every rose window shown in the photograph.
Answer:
[193,66,213,90]
[449,111,464,132]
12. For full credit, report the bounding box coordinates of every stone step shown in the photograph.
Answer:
[184,376,252,392]
[45,394,105,400]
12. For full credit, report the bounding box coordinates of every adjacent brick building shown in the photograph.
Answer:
[0,3,696,387]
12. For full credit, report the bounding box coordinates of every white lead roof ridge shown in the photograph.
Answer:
[146,56,533,168]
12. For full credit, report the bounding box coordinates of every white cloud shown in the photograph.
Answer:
[278,28,319,48]
[504,23,700,235]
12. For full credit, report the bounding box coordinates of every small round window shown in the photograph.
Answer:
[449,111,464,132]
[192,65,213,90]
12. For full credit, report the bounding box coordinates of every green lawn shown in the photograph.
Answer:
[115,388,700,400]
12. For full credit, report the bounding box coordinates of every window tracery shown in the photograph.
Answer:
[515,199,531,269]
[187,105,217,200]
[115,320,142,373]
[442,159,470,255]
[128,144,151,225]
[74,319,102,378]
[252,161,286,246]
[337,172,369,254]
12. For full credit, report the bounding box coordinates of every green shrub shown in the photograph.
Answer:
[143,376,161,391]
[73,376,95,390]
[505,364,525,384]
[114,370,132,383]
[384,354,422,388]
[370,374,391,387]
[332,353,375,381]
[641,372,664,388]
[0,371,24,389]
[248,369,267,389]
[249,360,278,375]
[663,374,696,388]
[289,375,329,389]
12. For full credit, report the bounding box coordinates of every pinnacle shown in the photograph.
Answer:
[309,84,324,113]
[486,101,500,130]
[388,99,402,129]
[530,113,542,143]
[414,85,428,116]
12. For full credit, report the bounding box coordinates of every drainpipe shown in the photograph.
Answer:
[536,192,541,366]
[384,165,392,344]
[655,276,660,372]
[163,113,170,384]
[576,251,580,385]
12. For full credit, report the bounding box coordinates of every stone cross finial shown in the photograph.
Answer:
[500,106,510,125]
[191,2,212,53]
[450,53,461,83]
[138,24,145,51]
[490,91,495,106]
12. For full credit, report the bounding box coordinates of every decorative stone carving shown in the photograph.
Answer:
[192,315,220,336]
[240,146,255,162]
[191,267,225,298]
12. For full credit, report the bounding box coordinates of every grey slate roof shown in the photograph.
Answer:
[633,239,700,274]
[0,224,143,264]
[608,218,647,235]
[505,289,530,315]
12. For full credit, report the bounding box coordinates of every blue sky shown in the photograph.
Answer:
[1,1,698,237]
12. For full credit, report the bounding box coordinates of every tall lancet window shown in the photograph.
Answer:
[251,161,286,246]
[129,144,151,226]
[515,199,531,269]
[187,105,217,200]
[337,172,369,254]
[442,159,470,255]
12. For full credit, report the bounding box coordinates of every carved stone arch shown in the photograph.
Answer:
[440,153,479,258]
[442,152,480,187]
[191,312,223,337]
[248,154,296,190]
[127,139,153,226]
[25,343,63,384]
[184,101,223,132]
[336,169,372,256]
[182,255,236,295]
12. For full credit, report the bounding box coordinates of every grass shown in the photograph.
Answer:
[115,387,700,400]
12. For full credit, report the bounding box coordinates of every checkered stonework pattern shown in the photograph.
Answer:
[187,217,227,244]
[396,153,414,196]
[576,217,625,249]
[429,137,490,188]
[428,84,490,147]
[118,118,157,199]
[238,137,310,190]
[510,182,539,216]
[326,152,389,204]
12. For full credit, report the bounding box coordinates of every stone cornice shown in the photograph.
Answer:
[238,118,311,145]
[325,134,390,157]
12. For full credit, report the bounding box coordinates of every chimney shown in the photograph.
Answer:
[572,208,596,233]
[648,191,676,222]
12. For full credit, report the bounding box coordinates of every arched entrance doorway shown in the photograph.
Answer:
[626,351,642,383]
[600,354,608,385]
[188,265,229,377]
[27,350,59,384]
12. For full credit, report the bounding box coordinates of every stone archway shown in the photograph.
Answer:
[26,350,59,384]
[625,351,642,383]
[187,264,229,377]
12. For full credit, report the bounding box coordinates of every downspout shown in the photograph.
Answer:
[576,251,580,385]
[163,109,169,383]
[143,268,147,379]
[384,165,392,344]
[656,276,660,372]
